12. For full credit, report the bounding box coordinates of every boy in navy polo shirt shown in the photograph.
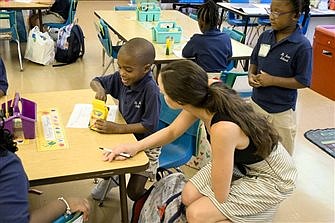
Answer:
[90,37,161,201]
[248,0,312,155]
[182,0,232,72]
[0,58,8,98]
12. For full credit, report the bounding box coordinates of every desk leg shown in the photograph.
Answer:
[38,9,43,30]
[119,174,129,223]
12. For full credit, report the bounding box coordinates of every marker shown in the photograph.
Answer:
[98,147,131,158]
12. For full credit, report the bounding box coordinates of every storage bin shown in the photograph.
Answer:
[1,93,37,139]
[152,21,182,43]
[136,2,161,22]
[311,25,335,100]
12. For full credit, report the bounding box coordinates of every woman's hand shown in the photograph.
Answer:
[102,144,139,162]
[67,197,90,222]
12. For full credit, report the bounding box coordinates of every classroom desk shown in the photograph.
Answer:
[0,0,52,29]
[7,89,149,223]
[217,2,269,38]
[94,10,253,65]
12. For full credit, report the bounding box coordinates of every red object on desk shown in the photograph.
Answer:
[311,25,335,100]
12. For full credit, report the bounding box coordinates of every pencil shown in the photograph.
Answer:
[98,147,131,158]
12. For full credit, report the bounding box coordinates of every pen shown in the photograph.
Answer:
[98,147,131,158]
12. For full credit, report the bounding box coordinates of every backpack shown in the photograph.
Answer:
[132,170,187,223]
[54,23,85,65]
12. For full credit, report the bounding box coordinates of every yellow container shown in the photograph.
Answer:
[89,99,108,130]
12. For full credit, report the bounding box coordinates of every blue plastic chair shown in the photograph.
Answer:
[95,19,122,75]
[222,27,245,71]
[189,12,198,20]
[298,12,311,35]
[220,70,252,98]
[0,11,23,71]
[158,94,200,170]
[44,0,78,29]
[114,5,137,11]
[227,0,258,32]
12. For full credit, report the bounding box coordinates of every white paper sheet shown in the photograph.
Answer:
[66,104,118,128]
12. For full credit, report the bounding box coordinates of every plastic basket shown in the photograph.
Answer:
[1,93,37,139]
[152,21,182,43]
[136,2,161,22]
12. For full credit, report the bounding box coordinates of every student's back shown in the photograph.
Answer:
[182,0,232,72]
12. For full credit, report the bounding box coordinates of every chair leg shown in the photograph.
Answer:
[98,177,112,207]
[15,40,23,71]
[102,49,105,67]
[102,58,114,76]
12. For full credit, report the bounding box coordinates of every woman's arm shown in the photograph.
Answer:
[103,110,198,161]
[210,121,247,203]
[30,197,90,223]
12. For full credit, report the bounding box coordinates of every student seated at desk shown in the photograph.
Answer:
[102,60,297,223]
[0,117,90,223]
[29,0,70,29]
[90,37,161,201]
[0,58,8,98]
[182,0,232,72]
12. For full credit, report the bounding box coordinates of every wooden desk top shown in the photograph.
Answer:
[94,10,253,61]
[8,89,148,186]
[0,1,52,9]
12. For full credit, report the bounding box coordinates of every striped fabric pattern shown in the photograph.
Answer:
[189,144,297,222]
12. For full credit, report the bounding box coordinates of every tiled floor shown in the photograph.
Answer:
[1,1,334,222]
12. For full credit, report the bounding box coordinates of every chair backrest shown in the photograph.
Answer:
[0,11,18,41]
[95,19,120,59]
[189,12,198,21]
[114,5,137,11]
[298,12,311,35]
[260,0,271,3]
[158,94,200,169]
[222,27,245,71]
[220,71,252,98]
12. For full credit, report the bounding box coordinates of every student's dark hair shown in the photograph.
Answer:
[120,37,155,65]
[290,0,310,27]
[160,60,279,158]
[198,0,219,30]
[0,117,18,157]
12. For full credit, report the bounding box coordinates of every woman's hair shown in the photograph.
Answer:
[0,117,18,156]
[160,60,279,158]
[197,0,219,30]
[290,0,310,27]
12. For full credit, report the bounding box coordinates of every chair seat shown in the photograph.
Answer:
[159,136,194,169]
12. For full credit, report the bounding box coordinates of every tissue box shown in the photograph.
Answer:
[136,2,161,22]
[152,21,182,43]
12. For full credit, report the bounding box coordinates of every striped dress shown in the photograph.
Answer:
[190,143,297,222]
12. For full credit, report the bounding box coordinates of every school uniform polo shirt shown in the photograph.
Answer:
[0,151,30,223]
[182,28,232,72]
[93,71,161,140]
[250,26,312,113]
[0,58,8,95]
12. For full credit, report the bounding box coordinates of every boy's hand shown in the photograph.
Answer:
[93,119,120,133]
[248,73,261,88]
[255,70,274,87]
[95,91,107,101]
[66,197,90,221]
[102,144,138,162]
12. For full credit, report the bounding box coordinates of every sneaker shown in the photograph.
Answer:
[91,175,119,200]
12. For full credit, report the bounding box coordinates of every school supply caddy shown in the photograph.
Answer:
[89,99,109,131]
[24,26,55,65]
[136,2,161,22]
[54,22,85,65]
[53,212,84,223]
[152,22,182,44]
[0,92,37,140]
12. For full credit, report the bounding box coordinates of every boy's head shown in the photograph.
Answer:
[117,38,155,86]
[269,0,310,31]
[197,0,219,33]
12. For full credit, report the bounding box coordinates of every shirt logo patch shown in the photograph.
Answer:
[134,101,141,109]
[280,53,290,63]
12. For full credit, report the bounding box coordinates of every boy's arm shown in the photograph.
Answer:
[93,120,148,134]
[90,80,107,101]
[255,71,307,89]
